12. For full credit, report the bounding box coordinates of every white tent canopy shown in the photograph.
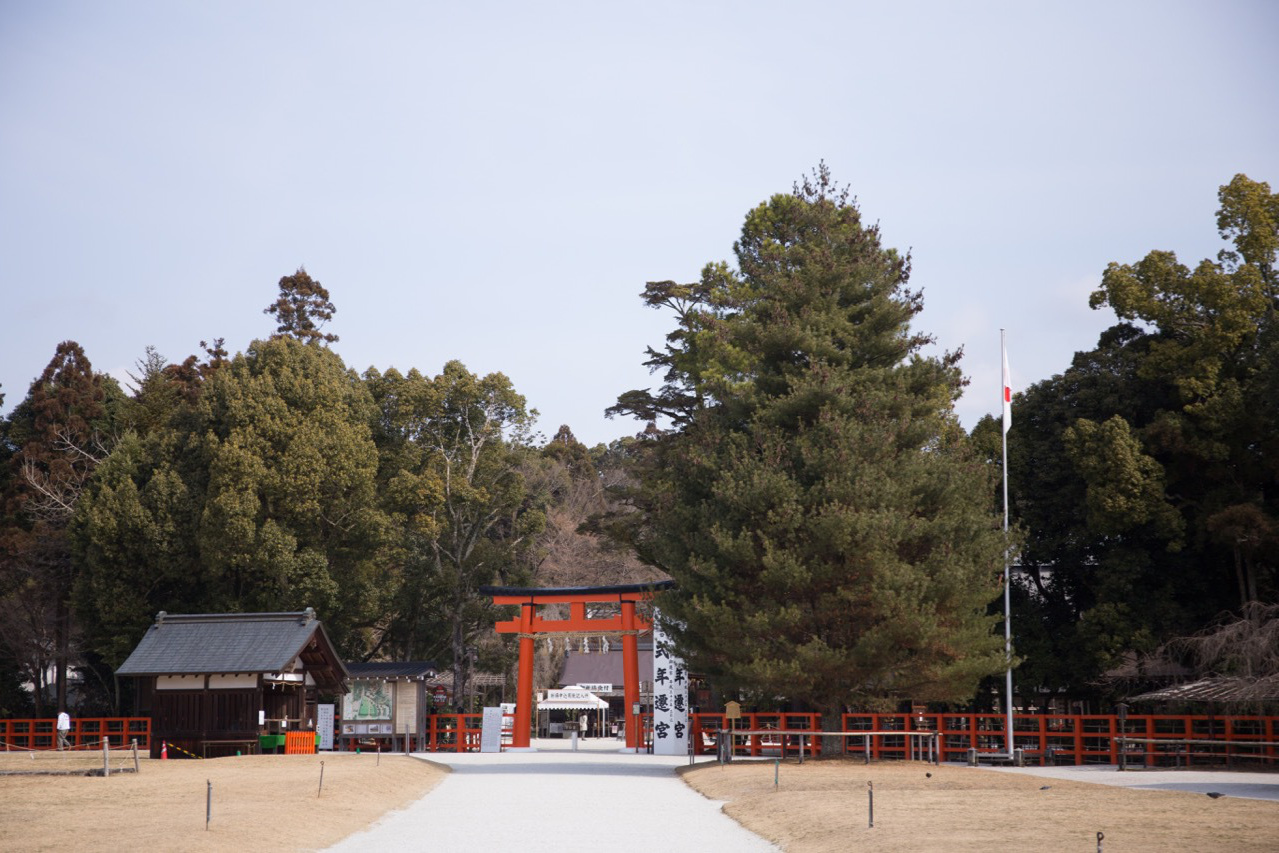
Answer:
[536,686,609,710]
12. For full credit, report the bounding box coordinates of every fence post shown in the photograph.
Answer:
[102,737,109,777]
[132,739,139,774]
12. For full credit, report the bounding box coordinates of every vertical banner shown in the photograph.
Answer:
[651,611,688,756]
[316,704,335,751]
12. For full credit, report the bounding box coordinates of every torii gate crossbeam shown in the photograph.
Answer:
[482,581,674,750]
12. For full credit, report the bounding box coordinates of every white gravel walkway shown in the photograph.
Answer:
[981,763,1279,802]
[325,738,777,852]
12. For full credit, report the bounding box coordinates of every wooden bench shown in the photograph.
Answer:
[202,739,259,758]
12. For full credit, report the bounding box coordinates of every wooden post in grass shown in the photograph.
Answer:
[102,738,109,777]
[867,780,874,828]
[318,761,325,797]
[206,780,211,830]
[132,739,139,774]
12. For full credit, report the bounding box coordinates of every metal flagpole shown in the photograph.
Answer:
[1001,329,1013,758]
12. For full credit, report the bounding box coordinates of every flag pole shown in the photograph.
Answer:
[1001,329,1013,758]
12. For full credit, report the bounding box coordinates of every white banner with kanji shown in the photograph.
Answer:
[651,612,688,756]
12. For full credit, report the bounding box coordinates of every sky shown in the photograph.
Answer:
[2,1,1277,447]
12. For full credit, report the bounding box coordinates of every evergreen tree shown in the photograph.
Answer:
[74,337,389,660]
[610,166,1009,731]
[366,362,544,704]
[997,173,1279,700]
[0,342,120,713]
[265,267,338,343]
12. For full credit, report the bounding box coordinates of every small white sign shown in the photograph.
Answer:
[480,706,504,753]
[579,683,613,693]
[317,704,335,750]
[545,688,597,703]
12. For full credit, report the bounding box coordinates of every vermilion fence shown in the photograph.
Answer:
[10,712,1274,764]
[688,712,1279,766]
[1,717,151,751]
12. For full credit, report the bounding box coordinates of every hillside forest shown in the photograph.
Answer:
[1,170,1274,718]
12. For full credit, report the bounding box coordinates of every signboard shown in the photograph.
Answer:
[651,612,689,756]
[544,688,598,704]
[579,683,613,693]
[480,706,504,753]
[344,681,393,721]
[725,701,742,720]
[432,686,448,704]
[317,704,335,750]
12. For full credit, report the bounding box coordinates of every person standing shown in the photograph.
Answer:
[56,711,71,750]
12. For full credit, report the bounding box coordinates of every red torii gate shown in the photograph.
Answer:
[482,581,674,751]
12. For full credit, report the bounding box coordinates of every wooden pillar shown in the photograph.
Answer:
[622,599,641,750]
[512,603,536,749]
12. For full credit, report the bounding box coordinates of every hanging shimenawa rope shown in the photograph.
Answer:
[517,629,645,640]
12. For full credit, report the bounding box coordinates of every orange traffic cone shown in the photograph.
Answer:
[161,741,168,760]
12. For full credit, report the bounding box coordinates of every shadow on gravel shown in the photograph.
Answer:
[445,761,682,779]
[1132,782,1279,801]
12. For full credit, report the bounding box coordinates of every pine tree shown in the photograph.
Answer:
[611,166,1009,732]
[264,267,338,343]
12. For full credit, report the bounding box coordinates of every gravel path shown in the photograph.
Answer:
[326,738,777,852]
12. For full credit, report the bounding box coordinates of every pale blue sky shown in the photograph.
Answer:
[3,1,1277,445]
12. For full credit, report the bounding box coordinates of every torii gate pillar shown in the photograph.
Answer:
[513,601,536,749]
[483,582,674,751]
[620,598,641,749]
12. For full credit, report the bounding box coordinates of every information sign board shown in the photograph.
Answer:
[317,704,335,750]
[480,706,504,753]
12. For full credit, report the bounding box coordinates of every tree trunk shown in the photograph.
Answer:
[55,595,68,713]
[1244,553,1259,604]
[1233,545,1249,608]
[821,706,843,758]
[451,607,466,712]
[32,666,47,718]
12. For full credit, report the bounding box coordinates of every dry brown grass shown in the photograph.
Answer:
[679,759,1279,852]
[0,752,445,852]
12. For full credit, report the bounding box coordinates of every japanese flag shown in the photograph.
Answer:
[1001,340,1012,434]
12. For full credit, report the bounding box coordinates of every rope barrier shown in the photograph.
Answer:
[1,739,135,753]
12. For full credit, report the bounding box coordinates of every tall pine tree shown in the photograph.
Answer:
[610,166,1009,734]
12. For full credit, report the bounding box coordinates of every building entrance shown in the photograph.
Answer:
[481,581,673,750]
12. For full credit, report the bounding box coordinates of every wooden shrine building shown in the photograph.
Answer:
[117,609,348,757]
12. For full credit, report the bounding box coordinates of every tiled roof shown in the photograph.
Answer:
[1128,676,1279,705]
[426,672,506,689]
[116,610,348,685]
[346,661,438,680]
[559,647,654,689]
